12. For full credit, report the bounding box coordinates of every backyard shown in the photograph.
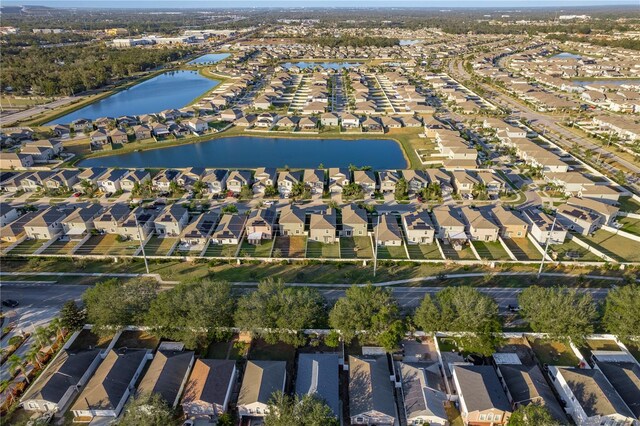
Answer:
[143,236,178,257]
[306,241,340,258]
[503,238,543,261]
[580,230,640,262]
[238,239,274,257]
[406,243,443,260]
[339,236,373,259]
[376,244,407,260]
[204,243,238,258]
[528,338,580,367]
[472,241,511,261]
[550,240,600,262]
[74,234,139,256]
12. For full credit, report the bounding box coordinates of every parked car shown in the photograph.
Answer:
[2,299,19,308]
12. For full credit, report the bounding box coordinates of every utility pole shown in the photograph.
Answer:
[538,215,557,279]
[135,215,150,274]
[373,214,380,278]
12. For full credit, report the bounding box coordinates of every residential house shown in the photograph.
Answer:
[431,206,468,248]
[177,167,207,191]
[0,211,38,243]
[320,112,340,127]
[152,169,181,193]
[461,206,500,242]
[296,354,340,418]
[96,168,128,194]
[567,197,619,226]
[328,168,350,193]
[476,171,505,196]
[120,170,151,192]
[237,361,287,420]
[353,170,378,194]
[154,204,189,237]
[374,214,403,246]
[400,170,430,193]
[252,167,277,194]
[0,152,34,169]
[181,359,237,420]
[137,350,194,408]
[180,212,218,249]
[70,349,150,420]
[201,169,228,195]
[490,206,529,239]
[452,170,479,195]
[116,207,156,241]
[20,348,101,414]
[132,125,152,141]
[594,361,640,420]
[340,204,368,237]
[93,204,131,235]
[548,366,637,426]
[61,204,103,240]
[555,204,604,236]
[44,169,79,192]
[21,171,54,192]
[399,362,448,426]
[0,203,19,227]
[278,205,306,236]
[90,129,109,145]
[24,207,67,240]
[151,122,170,138]
[342,113,361,128]
[73,167,108,192]
[309,209,337,243]
[245,208,276,244]
[211,214,246,245]
[378,170,400,194]
[277,170,302,198]
[220,109,243,122]
[523,209,568,245]
[303,169,325,195]
[71,118,92,132]
[451,365,512,425]
[349,356,397,425]
[108,128,128,144]
[187,118,208,133]
[401,210,435,245]
[226,170,252,194]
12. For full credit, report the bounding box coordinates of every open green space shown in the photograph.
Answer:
[339,236,373,259]
[41,239,79,255]
[306,241,340,258]
[376,244,407,259]
[618,217,640,237]
[406,243,442,260]
[74,234,139,256]
[273,235,307,258]
[248,339,297,364]
[238,239,274,258]
[503,238,543,261]
[5,239,47,255]
[144,236,178,257]
[473,241,511,261]
[204,243,238,258]
[618,196,640,214]
[550,240,601,262]
[580,230,640,262]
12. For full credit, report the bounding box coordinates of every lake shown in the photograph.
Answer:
[572,79,640,87]
[78,136,408,169]
[400,39,420,46]
[551,52,582,59]
[187,53,230,65]
[47,71,219,125]
[282,61,362,70]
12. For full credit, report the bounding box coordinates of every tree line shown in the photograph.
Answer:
[1,43,195,96]
[74,277,640,354]
[546,33,640,51]
[302,35,400,48]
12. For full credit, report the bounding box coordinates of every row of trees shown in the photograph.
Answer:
[302,35,400,48]
[547,33,640,51]
[81,276,640,353]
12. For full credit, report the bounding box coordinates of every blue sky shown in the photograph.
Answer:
[3,0,639,8]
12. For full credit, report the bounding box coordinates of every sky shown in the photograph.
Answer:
[3,0,639,8]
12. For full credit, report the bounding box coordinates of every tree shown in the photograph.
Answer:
[118,393,177,426]
[235,279,327,346]
[146,280,234,349]
[265,391,338,426]
[83,278,158,336]
[328,285,400,347]
[25,345,43,369]
[239,185,254,200]
[508,403,560,426]
[221,203,238,214]
[60,300,86,331]
[264,185,279,197]
[7,354,29,383]
[394,178,409,201]
[414,287,502,356]
[603,284,640,342]
[518,286,597,345]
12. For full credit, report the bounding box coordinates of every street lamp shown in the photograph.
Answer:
[537,215,557,279]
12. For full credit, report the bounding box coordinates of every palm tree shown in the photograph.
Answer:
[25,345,43,369]
[48,318,64,341]
[35,326,51,348]
[7,354,29,384]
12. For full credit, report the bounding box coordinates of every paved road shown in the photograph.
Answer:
[0,96,80,126]
[1,282,88,308]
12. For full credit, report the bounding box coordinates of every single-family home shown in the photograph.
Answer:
[211,214,246,245]
[120,169,151,192]
[108,128,128,144]
[61,204,103,240]
[152,169,180,193]
[490,206,529,239]
[303,169,325,195]
[0,152,34,169]
[201,169,228,195]
[252,167,277,194]
[154,204,189,237]
[219,109,243,122]
[400,170,430,193]
[0,211,38,243]
[594,360,640,420]
[342,113,361,128]
[0,203,19,227]
[237,361,287,420]
[401,210,435,245]
[523,209,568,245]
[349,356,397,426]
[461,206,500,242]
[132,125,152,141]
[226,170,252,194]
[309,209,337,244]
[340,204,368,237]
[296,354,340,419]
[24,207,67,240]
[96,168,128,194]
[181,359,237,420]
[71,118,92,132]
[378,170,400,194]
[277,170,302,198]
[187,118,208,133]
[245,208,276,245]
[328,168,350,193]
[137,350,194,408]
[555,204,604,236]
[278,205,306,236]
[374,214,403,246]
[320,112,340,127]
[90,129,109,145]
[180,211,218,250]
[399,362,448,426]
[116,207,156,241]
[431,206,467,248]
[567,197,619,226]
[44,169,80,192]
[93,204,131,235]
[353,170,377,194]
[451,365,512,425]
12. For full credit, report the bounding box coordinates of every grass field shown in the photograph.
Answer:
[618,196,640,214]
[503,238,543,261]
[529,338,580,367]
[406,243,442,260]
[618,217,640,237]
[238,239,273,257]
[41,239,79,255]
[143,236,178,256]
[204,243,238,257]
[550,240,600,262]
[473,241,511,261]
[580,230,640,262]
[339,236,373,259]
[273,235,307,258]
[306,241,340,258]
[377,244,407,259]
[6,239,47,255]
[74,234,139,256]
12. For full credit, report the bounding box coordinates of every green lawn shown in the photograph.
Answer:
[504,238,543,261]
[376,244,407,259]
[618,217,640,237]
[618,196,640,214]
[74,234,139,256]
[143,236,178,256]
[339,236,373,259]
[41,239,79,255]
[406,243,442,260]
[238,239,274,257]
[273,235,306,258]
[580,230,640,262]
[529,338,580,367]
[550,240,600,262]
[306,241,340,258]
[249,339,296,364]
[472,241,511,261]
[204,243,238,257]
[6,239,47,255]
